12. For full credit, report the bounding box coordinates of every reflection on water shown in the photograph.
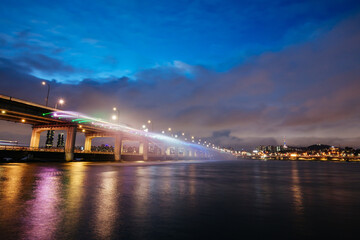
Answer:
[23,167,62,240]
[133,167,151,220]
[2,165,25,204]
[94,171,119,240]
[291,162,304,215]
[0,164,29,239]
[0,160,360,240]
[62,162,87,236]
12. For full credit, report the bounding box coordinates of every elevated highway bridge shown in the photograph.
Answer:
[0,95,223,161]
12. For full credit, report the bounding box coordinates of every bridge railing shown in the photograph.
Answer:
[0,146,65,152]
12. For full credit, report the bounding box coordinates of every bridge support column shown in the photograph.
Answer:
[175,147,179,160]
[139,140,149,161]
[160,145,166,160]
[65,126,77,161]
[188,150,193,158]
[84,135,93,152]
[142,140,149,161]
[30,128,41,149]
[114,135,122,161]
[165,147,171,156]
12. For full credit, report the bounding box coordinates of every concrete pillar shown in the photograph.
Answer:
[159,145,166,160]
[142,140,149,161]
[159,145,164,156]
[84,135,93,152]
[65,126,77,161]
[30,128,41,149]
[114,135,122,161]
[121,141,124,154]
[175,147,179,160]
[139,143,143,154]
[166,147,171,156]
[188,150,193,157]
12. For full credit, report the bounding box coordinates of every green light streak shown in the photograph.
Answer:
[78,120,91,123]
[72,118,86,122]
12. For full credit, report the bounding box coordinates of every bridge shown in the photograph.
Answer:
[0,95,225,161]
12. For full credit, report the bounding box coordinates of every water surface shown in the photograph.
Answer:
[0,159,359,239]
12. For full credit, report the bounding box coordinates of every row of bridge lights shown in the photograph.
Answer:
[112,112,217,150]
[1,81,67,127]
[108,107,227,152]
[139,120,220,150]
[13,81,229,153]
[1,110,26,123]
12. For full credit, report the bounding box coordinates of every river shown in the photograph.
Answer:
[0,159,359,239]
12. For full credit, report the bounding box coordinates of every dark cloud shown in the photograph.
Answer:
[202,130,278,150]
[0,29,80,76]
[16,54,76,75]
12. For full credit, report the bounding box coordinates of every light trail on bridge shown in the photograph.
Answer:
[0,94,232,161]
[42,110,216,152]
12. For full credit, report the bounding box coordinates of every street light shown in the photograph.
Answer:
[112,107,120,124]
[41,81,50,107]
[55,98,65,109]
[147,120,153,131]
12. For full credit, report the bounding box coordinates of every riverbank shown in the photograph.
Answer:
[238,156,360,162]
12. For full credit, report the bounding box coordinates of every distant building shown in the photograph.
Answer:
[45,130,54,148]
[57,133,65,147]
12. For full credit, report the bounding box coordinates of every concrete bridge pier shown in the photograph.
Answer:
[188,149,193,158]
[160,145,167,160]
[65,126,77,161]
[139,139,149,160]
[84,134,94,152]
[175,147,179,160]
[30,124,77,161]
[30,128,41,149]
[114,135,123,161]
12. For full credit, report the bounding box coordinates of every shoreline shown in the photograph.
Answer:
[238,156,360,162]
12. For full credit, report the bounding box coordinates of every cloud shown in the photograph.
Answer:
[16,54,76,75]
[1,13,360,148]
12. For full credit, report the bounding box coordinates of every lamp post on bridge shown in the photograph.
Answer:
[55,99,65,109]
[112,107,120,124]
[41,81,50,107]
[147,120,153,132]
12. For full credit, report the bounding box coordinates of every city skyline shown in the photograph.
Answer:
[1,0,360,148]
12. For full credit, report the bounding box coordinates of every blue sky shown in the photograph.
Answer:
[1,0,360,148]
[1,0,359,82]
